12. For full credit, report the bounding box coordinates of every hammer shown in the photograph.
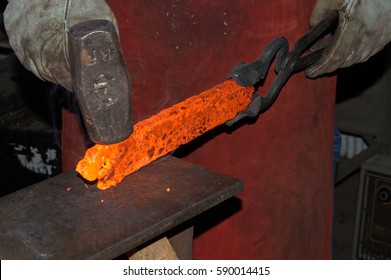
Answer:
[67,20,133,144]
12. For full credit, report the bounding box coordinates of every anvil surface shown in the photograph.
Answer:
[0,156,242,259]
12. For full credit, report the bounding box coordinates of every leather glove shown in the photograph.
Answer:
[4,0,118,91]
[305,0,391,78]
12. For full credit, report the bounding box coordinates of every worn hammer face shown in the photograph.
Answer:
[68,20,133,144]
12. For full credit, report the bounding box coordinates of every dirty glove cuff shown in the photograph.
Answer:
[305,0,391,78]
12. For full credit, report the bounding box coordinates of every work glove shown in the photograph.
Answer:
[305,0,391,78]
[4,0,118,91]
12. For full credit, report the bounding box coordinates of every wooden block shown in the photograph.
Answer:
[128,237,178,260]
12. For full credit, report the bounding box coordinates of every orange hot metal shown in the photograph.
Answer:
[76,79,254,189]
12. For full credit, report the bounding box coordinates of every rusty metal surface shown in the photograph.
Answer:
[0,156,243,259]
[68,20,133,144]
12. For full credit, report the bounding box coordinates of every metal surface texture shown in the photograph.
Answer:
[0,156,243,259]
[68,20,133,144]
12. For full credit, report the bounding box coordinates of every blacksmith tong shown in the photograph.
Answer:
[226,11,339,125]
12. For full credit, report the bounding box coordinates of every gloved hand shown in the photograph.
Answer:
[305,0,391,78]
[4,0,118,91]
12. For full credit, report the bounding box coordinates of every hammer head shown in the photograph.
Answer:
[68,20,133,144]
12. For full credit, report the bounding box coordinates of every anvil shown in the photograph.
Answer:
[0,157,242,259]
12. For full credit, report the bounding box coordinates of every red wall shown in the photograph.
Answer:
[95,0,335,259]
